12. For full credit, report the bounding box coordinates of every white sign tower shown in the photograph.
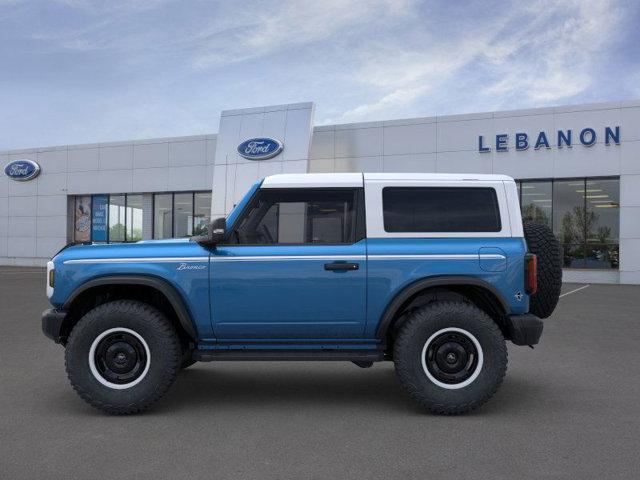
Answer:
[210,102,315,218]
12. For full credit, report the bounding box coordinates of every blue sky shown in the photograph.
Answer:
[1,0,638,150]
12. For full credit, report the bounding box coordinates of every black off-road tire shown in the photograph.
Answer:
[65,300,181,415]
[523,222,562,319]
[394,301,507,415]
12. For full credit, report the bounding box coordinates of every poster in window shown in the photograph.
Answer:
[74,196,91,242]
[91,194,108,242]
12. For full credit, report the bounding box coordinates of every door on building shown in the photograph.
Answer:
[209,187,367,339]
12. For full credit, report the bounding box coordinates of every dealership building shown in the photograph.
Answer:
[2,100,639,284]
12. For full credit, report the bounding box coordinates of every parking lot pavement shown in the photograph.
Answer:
[1,267,639,480]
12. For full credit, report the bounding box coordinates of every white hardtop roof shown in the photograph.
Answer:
[261,172,514,188]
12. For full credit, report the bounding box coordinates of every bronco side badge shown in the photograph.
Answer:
[177,263,206,271]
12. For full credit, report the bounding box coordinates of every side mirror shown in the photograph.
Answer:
[193,217,226,246]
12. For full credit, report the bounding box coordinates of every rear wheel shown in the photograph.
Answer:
[394,301,507,415]
[65,300,181,414]
[523,221,562,318]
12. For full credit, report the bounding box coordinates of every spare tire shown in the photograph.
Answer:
[523,222,562,318]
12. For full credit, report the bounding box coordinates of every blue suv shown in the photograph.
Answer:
[42,173,562,414]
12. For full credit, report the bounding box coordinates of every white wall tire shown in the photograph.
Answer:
[65,300,181,414]
[88,327,151,390]
[421,327,484,390]
[394,301,507,415]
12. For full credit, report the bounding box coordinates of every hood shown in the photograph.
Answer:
[53,238,209,264]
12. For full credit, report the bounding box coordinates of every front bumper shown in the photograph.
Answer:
[506,314,543,346]
[42,309,68,344]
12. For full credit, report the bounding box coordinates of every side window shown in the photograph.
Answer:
[230,189,359,245]
[382,187,501,233]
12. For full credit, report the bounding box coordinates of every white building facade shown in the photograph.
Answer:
[2,100,639,284]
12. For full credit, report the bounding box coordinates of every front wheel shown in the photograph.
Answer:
[65,300,181,414]
[394,301,507,415]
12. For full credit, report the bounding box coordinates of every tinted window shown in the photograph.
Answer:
[231,189,357,245]
[382,187,501,233]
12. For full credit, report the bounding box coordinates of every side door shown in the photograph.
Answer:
[210,187,367,340]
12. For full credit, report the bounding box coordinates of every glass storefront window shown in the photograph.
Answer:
[174,193,193,237]
[154,194,173,239]
[585,179,619,269]
[74,191,215,243]
[108,195,126,242]
[153,191,211,239]
[74,193,145,243]
[520,181,552,228]
[585,179,619,244]
[126,194,143,242]
[194,192,212,236]
[553,180,586,245]
[517,177,620,270]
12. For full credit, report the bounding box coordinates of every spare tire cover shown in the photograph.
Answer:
[523,222,562,319]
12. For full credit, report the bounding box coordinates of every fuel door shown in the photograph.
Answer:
[479,247,507,272]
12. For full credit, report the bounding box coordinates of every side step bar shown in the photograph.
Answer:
[192,349,386,362]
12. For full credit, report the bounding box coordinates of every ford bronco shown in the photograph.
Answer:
[42,173,562,415]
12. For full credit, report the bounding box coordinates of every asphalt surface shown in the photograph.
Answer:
[1,267,639,479]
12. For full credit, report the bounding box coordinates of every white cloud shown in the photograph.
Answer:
[0,0,634,149]
[339,85,429,121]
[481,0,621,105]
[333,0,625,122]
[191,0,415,69]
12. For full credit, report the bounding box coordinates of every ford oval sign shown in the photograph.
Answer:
[237,138,283,160]
[4,159,41,182]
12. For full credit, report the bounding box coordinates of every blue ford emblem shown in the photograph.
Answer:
[4,159,41,181]
[237,138,283,160]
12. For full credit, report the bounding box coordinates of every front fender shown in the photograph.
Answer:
[62,274,198,339]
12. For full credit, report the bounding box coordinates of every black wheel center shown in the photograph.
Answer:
[425,331,479,385]
[435,341,468,374]
[94,332,148,385]
[104,342,138,373]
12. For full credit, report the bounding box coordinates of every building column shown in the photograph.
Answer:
[210,102,315,218]
[142,193,153,240]
[619,174,640,284]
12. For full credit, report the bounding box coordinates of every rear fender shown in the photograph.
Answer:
[375,275,509,339]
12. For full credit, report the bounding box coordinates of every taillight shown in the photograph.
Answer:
[525,253,537,295]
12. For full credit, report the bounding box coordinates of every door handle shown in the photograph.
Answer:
[324,262,359,271]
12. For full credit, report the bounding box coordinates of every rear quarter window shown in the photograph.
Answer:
[382,187,502,233]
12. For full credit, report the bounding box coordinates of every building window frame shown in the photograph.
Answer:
[152,191,211,239]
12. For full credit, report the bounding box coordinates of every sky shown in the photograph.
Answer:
[1,0,639,150]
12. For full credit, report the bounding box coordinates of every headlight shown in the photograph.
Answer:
[46,261,54,298]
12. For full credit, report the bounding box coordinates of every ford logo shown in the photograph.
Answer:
[237,137,283,160]
[4,159,41,181]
